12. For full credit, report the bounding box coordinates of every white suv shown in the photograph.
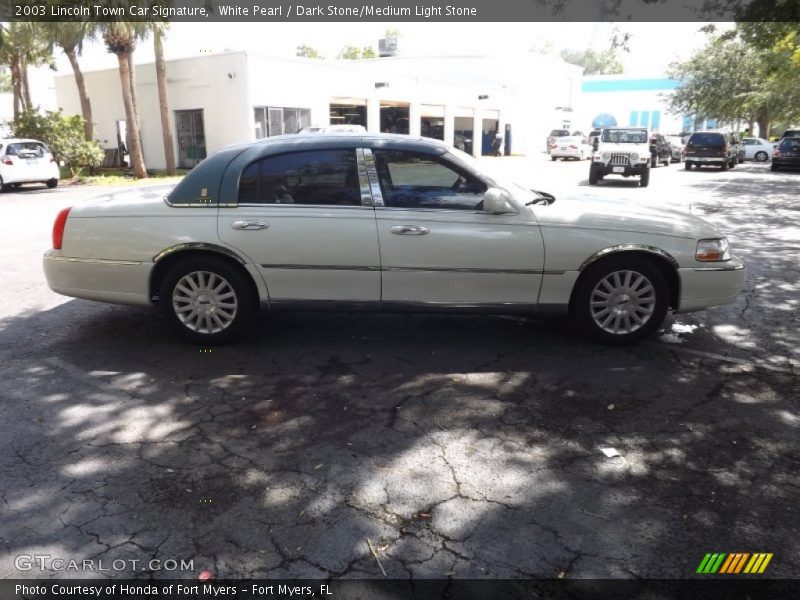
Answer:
[589,127,651,187]
[0,138,60,191]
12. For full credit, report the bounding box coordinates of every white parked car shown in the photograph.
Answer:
[741,137,774,162]
[0,138,60,191]
[44,134,745,345]
[549,135,592,161]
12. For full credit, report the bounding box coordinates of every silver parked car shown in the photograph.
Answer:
[44,133,745,345]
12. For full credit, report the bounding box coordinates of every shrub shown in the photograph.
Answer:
[11,109,104,177]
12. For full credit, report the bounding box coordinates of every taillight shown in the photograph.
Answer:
[774,149,781,157]
[52,207,71,249]
[569,145,578,149]
[2,158,13,165]
[721,146,727,156]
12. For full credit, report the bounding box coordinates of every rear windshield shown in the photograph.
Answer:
[601,129,647,143]
[782,130,800,138]
[779,138,800,152]
[549,130,570,137]
[6,142,46,157]
[688,133,725,147]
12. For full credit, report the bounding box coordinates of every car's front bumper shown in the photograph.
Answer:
[593,161,648,176]
[43,250,152,307]
[676,257,746,313]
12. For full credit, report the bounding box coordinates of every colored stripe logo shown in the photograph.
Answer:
[696,553,773,574]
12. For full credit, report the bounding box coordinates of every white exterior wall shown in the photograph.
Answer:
[54,50,582,168]
[55,52,252,170]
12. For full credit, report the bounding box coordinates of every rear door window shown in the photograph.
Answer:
[238,149,361,205]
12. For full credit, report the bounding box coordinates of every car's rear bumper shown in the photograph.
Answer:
[676,258,746,313]
[3,165,60,184]
[685,156,727,164]
[43,250,152,307]
[773,157,800,169]
[551,149,583,159]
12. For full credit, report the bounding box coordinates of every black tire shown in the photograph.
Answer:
[771,163,779,172]
[663,156,670,167]
[160,255,257,344]
[0,177,8,193]
[551,156,557,161]
[684,161,692,170]
[720,161,728,171]
[589,165,601,185]
[639,167,650,187]
[572,256,669,345]
[755,151,768,162]
[730,158,737,169]
[46,178,58,188]
[651,154,658,168]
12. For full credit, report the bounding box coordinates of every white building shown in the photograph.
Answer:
[54,50,582,169]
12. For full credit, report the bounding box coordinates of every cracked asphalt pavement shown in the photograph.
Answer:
[0,157,798,580]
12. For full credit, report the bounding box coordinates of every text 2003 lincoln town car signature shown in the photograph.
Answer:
[44,133,745,345]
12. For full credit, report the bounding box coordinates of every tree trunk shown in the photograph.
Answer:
[65,47,94,141]
[127,51,142,148]
[116,52,147,179]
[10,58,22,118]
[154,31,176,175]
[756,108,771,139]
[20,57,32,111]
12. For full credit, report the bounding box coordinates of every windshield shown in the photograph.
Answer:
[549,129,570,137]
[601,129,648,143]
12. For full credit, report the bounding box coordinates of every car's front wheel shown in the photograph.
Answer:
[160,256,256,344]
[573,257,669,345]
[589,165,601,185]
[639,167,650,187]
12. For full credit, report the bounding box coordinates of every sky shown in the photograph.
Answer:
[53,22,727,78]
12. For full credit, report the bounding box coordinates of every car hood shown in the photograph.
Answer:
[70,185,177,217]
[532,194,721,240]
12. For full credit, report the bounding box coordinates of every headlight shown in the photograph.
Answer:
[696,238,731,261]
[602,152,610,161]
[631,153,639,161]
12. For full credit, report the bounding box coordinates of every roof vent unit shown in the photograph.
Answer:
[378,37,398,57]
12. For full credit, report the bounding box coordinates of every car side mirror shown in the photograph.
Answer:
[482,188,516,215]
[592,138,599,151]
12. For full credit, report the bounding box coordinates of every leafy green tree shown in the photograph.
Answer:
[560,48,624,75]
[0,23,52,117]
[42,23,98,141]
[11,110,103,178]
[337,45,376,60]
[296,45,323,59]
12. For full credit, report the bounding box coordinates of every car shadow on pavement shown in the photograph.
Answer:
[0,291,798,580]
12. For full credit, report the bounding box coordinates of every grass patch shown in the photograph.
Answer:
[60,167,187,187]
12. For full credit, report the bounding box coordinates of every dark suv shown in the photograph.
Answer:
[649,134,672,168]
[771,137,800,171]
[684,131,739,170]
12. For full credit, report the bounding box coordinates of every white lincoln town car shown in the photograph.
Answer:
[44,133,745,345]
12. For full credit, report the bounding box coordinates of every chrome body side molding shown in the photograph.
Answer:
[578,244,679,271]
[153,242,247,264]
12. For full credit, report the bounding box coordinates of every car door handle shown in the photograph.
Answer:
[390,225,429,235]
[231,220,269,230]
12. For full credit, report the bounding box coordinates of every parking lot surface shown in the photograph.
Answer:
[0,158,798,579]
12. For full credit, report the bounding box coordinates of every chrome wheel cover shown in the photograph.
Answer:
[590,270,656,335]
[172,271,238,334]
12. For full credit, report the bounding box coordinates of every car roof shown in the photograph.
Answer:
[0,138,46,144]
[167,132,450,206]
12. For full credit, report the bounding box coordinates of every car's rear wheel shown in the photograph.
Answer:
[684,161,692,170]
[721,161,728,171]
[46,178,58,188]
[573,256,669,345]
[551,156,557,161]
[755,151,768,162]
[771,163,779,172]
[160,256,256,344]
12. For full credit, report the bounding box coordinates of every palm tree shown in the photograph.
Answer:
[0,23,52,117]
[152,24,176,175]
[44,23,97,141]
[102,22,147,179]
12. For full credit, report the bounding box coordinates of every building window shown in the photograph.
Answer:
[254,107,311,139]
[330,103,367,127]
